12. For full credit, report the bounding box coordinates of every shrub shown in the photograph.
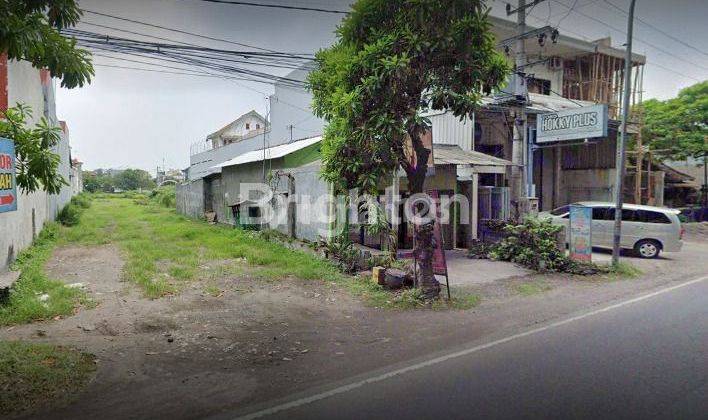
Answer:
[150,186,176,208]
[480,217,607,275]
[57,204,81,226]
[70,193,91,209]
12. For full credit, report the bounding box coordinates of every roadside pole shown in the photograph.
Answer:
[612,0,637,266]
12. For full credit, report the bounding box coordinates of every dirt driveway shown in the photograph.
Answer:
[2,240,707,420]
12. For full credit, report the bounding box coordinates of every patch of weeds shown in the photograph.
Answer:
[0,224,90,326]
[433,293,482,310]
[515,281,553,296]
[604,262,643,279]
[0,341,96,416]
[203,284,222,297]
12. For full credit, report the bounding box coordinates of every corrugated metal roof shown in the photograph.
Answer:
[433,144,512,166]
[214,135,322,169]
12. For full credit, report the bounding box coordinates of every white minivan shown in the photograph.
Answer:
[539,202,684,258]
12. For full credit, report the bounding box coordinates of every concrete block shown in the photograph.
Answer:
[0,270,20,290]
[372,266,386,285]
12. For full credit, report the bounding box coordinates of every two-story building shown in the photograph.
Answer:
[178,15,658,252]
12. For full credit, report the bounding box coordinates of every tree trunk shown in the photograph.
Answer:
[405,129,440,299]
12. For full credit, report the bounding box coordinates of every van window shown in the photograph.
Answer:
[636,210,671,224]
[601,208,637,221]
[592,207,610,220]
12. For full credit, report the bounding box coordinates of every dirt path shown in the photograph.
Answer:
[2,241,707,420]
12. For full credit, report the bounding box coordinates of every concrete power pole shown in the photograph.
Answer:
[612,0,637,266]
[510,0,528,219]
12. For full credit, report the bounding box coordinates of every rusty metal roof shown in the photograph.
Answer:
[433,144,512,166]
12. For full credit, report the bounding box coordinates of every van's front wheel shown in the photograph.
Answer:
[635,239,661,259]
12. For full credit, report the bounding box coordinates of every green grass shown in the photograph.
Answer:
[515,280,553,296]
[60,196,345,298]
[0,341,96,416]
[0,224,90,326]
[605,261,643,279]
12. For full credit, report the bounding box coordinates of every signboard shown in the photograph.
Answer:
[569,205,592,261]
[536,104,608,143]
[0,138,17,213]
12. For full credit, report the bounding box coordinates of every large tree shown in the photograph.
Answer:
[0,0,93,193]
[641,81,707,161]
[308,0,509,298]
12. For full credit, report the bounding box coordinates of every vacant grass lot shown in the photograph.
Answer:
[0,341,96,415]
[63,195,345,298]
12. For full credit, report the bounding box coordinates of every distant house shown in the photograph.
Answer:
[207,110,267,150]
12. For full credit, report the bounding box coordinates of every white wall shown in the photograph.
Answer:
[269,67,324,144]
[0,60,73,272]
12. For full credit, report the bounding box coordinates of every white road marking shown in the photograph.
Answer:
[235,275,708,420]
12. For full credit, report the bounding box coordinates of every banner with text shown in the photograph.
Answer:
[0,137,18,213]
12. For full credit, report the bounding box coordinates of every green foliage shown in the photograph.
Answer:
[150,185,176,208]
[491,218,567,271]
[70,192,91,209]
[308,0,510,193]
[82,171,114,193]
[317,233,360,273]
[640,81,707,160]
[0,223,89,326]
[0,105,68,194]
[57,203,81,226]
[0,341,95,416]
[0,0,94,88]
[486,218,605,275]
[113,168,156,191]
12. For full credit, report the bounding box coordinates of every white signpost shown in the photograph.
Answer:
[536,104,608,143]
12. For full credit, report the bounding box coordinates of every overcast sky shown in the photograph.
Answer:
[56,0,708,173]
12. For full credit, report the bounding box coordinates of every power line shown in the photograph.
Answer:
[601,0,708,58]
[81,9,286,54]
[555,0,580,27]
[549,0,708,72]
[185,0,348,14]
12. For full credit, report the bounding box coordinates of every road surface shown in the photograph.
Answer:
[233,276,708,420]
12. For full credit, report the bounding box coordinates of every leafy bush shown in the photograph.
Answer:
[150,186,176,208]
[491,218,566,271]
[57,203,81,226]
[478,217,606,275]
[70,193,91,209]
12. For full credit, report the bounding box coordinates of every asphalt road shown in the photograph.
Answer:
[235,276,708,420]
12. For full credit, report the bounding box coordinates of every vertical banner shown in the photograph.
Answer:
[569,204,592,261]
[0,137,18,213]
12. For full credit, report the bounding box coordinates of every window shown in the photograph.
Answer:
[256,123,260,129]
[245,123,250,130]
[592,207,610,220]
[527,77,551,95]
[599,208,637,221]
[247,206,261,218]
[636,210,671,224]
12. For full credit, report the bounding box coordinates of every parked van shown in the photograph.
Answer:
[539,202,684,258]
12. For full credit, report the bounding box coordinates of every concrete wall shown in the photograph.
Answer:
[269,67,324,145]
[176,179,205,219]
[0,60,74,272]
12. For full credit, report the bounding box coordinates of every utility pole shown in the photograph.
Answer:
[612,0,637,266]
[287,124,294,143]
[506,0,545,218]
